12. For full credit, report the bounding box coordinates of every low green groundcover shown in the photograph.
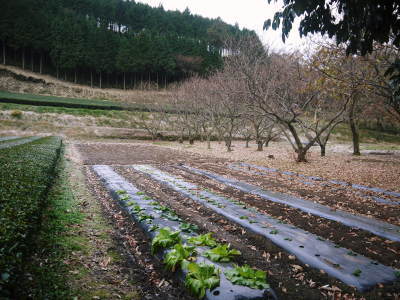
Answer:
[0,136,62,292]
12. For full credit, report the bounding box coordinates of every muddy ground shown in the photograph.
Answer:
[75,141,400,299]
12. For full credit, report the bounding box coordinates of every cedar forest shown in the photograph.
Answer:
[0,0,256,88]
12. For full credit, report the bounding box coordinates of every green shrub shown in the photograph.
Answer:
[0,136,62,295]
[10,110,23,119]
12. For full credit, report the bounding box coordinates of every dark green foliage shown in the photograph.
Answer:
[0,0,257,86]
[264,0,400,56]
[0,136,63,295]
[0,91,124,111]
[224,265,269,290]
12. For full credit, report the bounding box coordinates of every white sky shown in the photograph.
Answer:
[136,0,314,53]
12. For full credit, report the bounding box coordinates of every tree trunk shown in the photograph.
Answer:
[257,140,263,151]
[123,72,126,90]
[189,138,194,145]
[22,47,25,69]
[64,72,67,81]
[31,49,34,71]
[74,70,77,83]
[207,135,211,149]
[297,150,307,162]
[349,96,360,155]
[2,41,5,65]
[39,53,43,74]
[90,71,93,88]
[349,118,360,155]
[56,67,59,79]
[245,139,249,148]
[225,138,232,152]
[99,71,102,89]
[320,144,326,157]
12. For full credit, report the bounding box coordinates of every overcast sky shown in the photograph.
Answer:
[136,0,312,52]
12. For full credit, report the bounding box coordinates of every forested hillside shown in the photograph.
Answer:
[0,0,256,89]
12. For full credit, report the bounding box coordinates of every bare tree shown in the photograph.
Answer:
[226,36,350,161]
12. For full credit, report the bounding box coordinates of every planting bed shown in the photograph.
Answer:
[0,136,62,291]
[92,165,276,300]
[179,165,400,242]
[230,163,400,206]
[131,164,398,291]
[75,142,400,299]
[190,162,400,227]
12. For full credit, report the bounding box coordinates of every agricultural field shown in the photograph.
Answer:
[70,140,400,299]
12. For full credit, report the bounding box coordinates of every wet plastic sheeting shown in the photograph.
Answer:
[132,164,398,292]
[92,165,276,300]
[231,162,400,202]
[197,165,400,242]
[0,136,42,150]
[0,136,19,142]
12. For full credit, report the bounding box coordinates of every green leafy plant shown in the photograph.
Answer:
[395,270,400,278]
[164,243,196,272]
[269,230,278,235]
[239,216,249,220]
[188,233,217,248]
[225,265,269,290]
[352,269,362,277]
[136,191,144,195]
[185,263,220,299]
[180,222,199,233]
[116,190,127,195]
[151,227,181,254]
[203,244,241,262]
[150,225,159,232]
[138,214,154,223]
[347,251,357,256]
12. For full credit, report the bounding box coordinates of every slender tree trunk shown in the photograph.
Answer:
[156,72,159,90]
[349,95,361,155]
[225,138,232,152]
[123,72,126,90]
[90,71,93,88]
[64,72,67,81]
[99,71,102,89]
[207,135,211,149]
[245,139,249,148]
[22,47,25,69]
[39,53,43,74]
[56,67,59,79]
[189,137,194,145]
[74,70,77,83]
[31,49,34,71]
[257,140,263,151]
[320,143,326,157]
[2,41,5,65]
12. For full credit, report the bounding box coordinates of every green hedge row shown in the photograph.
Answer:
[0,91,125,111]
[0,136,62,295]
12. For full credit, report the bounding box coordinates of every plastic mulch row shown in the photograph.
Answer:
[230,162,400,204]
[0,136,19,142]
[92,165,277,300]
[132,164,398,292]
[0,136,42,150]
[182,165,400,242]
